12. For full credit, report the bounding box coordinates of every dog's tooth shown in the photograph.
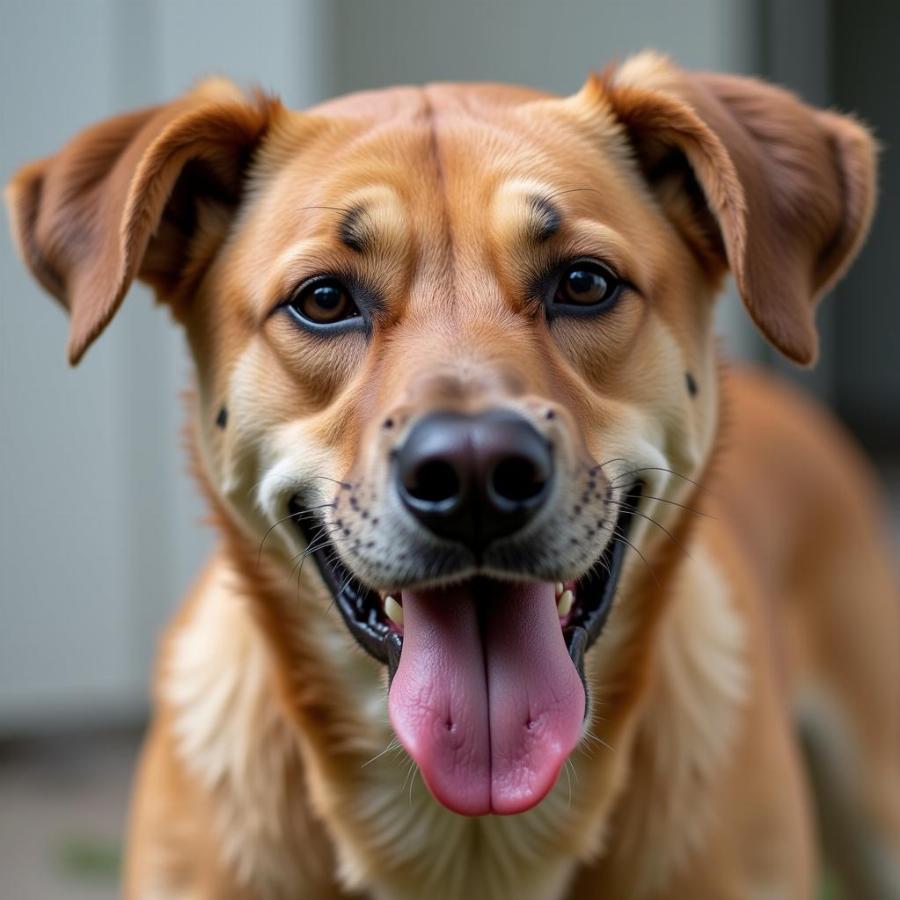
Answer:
[557,589,574,618]
[555,582,564,598]
[384,595,404,628]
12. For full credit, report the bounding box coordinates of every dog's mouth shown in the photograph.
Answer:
[289,484,641,816]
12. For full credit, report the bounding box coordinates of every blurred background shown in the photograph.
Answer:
[1,1,897,897]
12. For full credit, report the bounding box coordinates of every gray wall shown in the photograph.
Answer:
[0,0,328,730]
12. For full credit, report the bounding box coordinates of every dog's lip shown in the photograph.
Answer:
[288,483,642,683]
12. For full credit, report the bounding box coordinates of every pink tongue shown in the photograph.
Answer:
[388,581,585,815]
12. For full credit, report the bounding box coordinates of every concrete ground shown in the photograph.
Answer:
[0,729,140,900]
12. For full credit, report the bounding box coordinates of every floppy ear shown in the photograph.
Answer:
[5,79,281,364]
[596,52,877,365]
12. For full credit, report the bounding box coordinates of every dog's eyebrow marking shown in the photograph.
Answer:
[338,205,369,253]
[528,195,562,243]
[685,372,699,397]
[216,406,228,429]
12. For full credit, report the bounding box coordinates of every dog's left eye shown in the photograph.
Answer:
[286,278,360,327]
[552,261,622,311]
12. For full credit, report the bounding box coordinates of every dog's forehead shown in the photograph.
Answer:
[226,81,674,343]
[252,81,638,259]
[304,81,558,121]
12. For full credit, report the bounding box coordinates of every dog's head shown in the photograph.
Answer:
[7,54,875,816]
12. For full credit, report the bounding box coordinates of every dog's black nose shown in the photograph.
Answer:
[395,410,553,551]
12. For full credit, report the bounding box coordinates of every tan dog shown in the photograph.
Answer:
[7,52,900,899]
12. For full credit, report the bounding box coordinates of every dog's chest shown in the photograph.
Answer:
[337,762,588,900]
[163,545,746,900]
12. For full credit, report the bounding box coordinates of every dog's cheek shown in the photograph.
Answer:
[653,339,713,481]
[267,321,369,408]
[187,341,291,544]
[550,298,644,384]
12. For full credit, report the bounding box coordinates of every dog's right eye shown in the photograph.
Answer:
[285,277,360,328]
[552,260,623,312]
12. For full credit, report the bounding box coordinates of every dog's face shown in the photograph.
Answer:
[7,54,874,817]
[193,81,723,815]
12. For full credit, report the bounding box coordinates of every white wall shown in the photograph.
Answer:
[0,0,764,731]
[0,0,327,731]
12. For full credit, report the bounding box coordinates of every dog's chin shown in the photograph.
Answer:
[288,484,641,816]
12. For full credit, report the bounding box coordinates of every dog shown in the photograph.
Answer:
[7,51,900,899]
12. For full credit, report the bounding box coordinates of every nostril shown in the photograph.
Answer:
[490,455,548,506]
[404,458,462,507]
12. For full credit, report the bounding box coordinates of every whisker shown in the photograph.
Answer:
[604,500,694,562]
[588,461,712,517]
[610,465,707,494]
[361,737,402,769]
[247,470,353,506]
[256,511,300,564]
[288,509,339,528]
[329,566,363,615]
[308,474,354,490]
[292,527,342,564]
[289,529,341,590]
[402,758,418,804]
[298,203,355,216]
[582,726,613,754]
[611,524,660,589]
[588,456,630,476]
[633,494,712,519]
[256,502,336,567]
[294,525,347,564]
[545,186,603,203]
